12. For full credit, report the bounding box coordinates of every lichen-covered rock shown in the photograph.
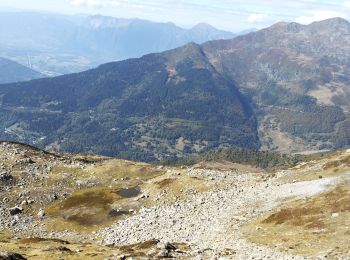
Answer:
[9,206,23,216]
[0,252,27,260]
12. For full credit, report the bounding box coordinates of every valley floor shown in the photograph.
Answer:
[0,142,350,259]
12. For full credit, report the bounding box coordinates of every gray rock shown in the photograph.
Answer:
[0,172,12,182]
[37,208,45,218]
[24,158,35,164]
[46,194,58,202]
[0,252,27,260]
[158,248,169,258]
[158,241,176,251]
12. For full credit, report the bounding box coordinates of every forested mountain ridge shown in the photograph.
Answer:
[0,18,349,161]
[202,17,350,152]
[0,43,258,161]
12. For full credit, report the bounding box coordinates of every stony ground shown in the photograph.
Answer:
[99,167,346,259]
[0,141,350,259]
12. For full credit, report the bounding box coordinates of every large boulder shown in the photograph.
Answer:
[9,206,23,216]
[0,172,13,182]
[0,252,27,260]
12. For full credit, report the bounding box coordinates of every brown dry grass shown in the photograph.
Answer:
[281,152,350,183]
[262,206,324,228]
[193,160,264,173]
[244,183,350,257]
[40,159,164,233]
[156,178,176,188]
[323,155,350,170]
[0,237,189,260]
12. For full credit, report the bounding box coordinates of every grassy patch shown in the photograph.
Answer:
[0,238,192,260]
[41,159,164,232]
[323,155,350,170]
[45,186,142,232]
[156,178,176,188]
[46,187,121,226]
[281,152,350,183]
[244,183,350,257]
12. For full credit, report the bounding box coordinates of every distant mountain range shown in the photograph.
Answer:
[0,57,43,84]
[0,11,234,76]
[0,17,349,161]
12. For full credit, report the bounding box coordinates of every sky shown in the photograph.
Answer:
[1,0,350,32]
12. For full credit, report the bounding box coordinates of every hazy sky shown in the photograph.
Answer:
[1,0,350,32]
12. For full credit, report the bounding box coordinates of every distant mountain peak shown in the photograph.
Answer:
[191,23,234,36]
[86,15,133,29]
[268,17,350,31]
[188,23,234,41]
[164,41,205,65]
[192,23,217,31]
[267,21,304,33]
[308,17,350,29]
[270,21,289,28]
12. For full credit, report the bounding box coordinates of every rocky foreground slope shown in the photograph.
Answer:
[0,141,350,259]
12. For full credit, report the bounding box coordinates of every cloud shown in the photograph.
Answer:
[70,0,103,8]
[247,13,268,23]
[58,0,350,31]
[295,10,348,24]
[69,0,120,8]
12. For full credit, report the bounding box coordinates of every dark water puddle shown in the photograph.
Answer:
[116,186,141,198]
[108,209,131,217]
